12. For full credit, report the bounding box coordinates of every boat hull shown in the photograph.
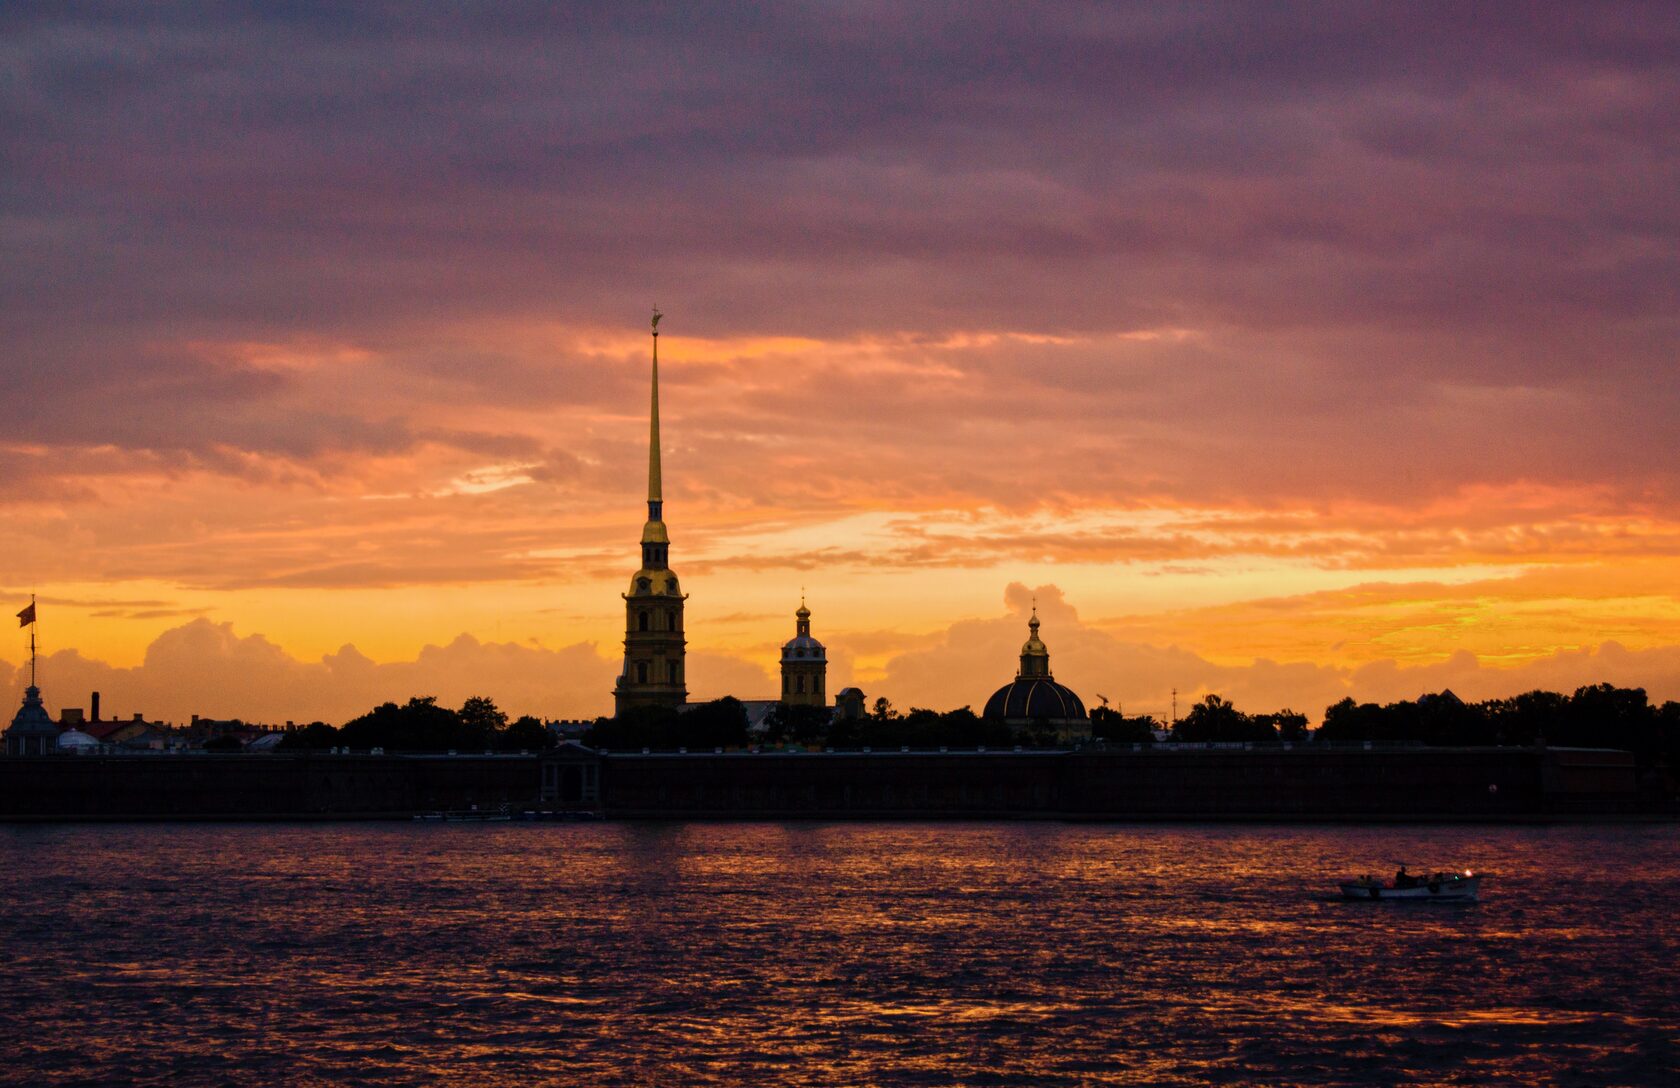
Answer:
[1338,875,1481,902]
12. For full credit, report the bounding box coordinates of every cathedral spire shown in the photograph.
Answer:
[641,308,669,549]
[648,306,663,514]
[616,308,686,716]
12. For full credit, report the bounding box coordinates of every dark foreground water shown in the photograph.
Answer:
[2,823,1677,1087]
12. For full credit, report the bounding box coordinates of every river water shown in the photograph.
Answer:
[1,822,1676,1086]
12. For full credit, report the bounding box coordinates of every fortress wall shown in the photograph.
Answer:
[596,746,1639,820]
[0,753,541,819]
[0,746,1641,820]
[600,751,1071,818]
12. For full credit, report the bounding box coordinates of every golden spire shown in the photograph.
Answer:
[648,306,662,505]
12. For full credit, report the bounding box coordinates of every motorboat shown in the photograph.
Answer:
[1339,869,1483,902]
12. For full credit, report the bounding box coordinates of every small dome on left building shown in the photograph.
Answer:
[5,684,58,756]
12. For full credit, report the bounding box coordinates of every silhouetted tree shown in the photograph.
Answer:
[762,702,829,744]
[1253,710,1309,742]
[1091,706,1157,744]
[584,699,747,750]
[1323,684,1668,756]
[936,705,1013,746]
[827,705,1013,748]
[585,704,681,749]
[460,695,508,736]
[1481,689,1567,745]
[1318,697,1403,742]
[1173,695,1276,742]
[1408,690,1486,745]
[278,721,340,750]
[340,696,470,752]
[501,714,556,752]
[1176,698,1256,738]
[1564,683,1652,751]
[1652,702,1680,797]
[682,697,750,749]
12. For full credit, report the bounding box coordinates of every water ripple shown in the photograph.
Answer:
[1,822,1677,1086]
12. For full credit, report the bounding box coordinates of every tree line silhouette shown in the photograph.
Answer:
[278,696,555,753]
[274,683,1680,791]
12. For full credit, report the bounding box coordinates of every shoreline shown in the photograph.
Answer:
[3,746,1666,823]
[4,812,1675,825]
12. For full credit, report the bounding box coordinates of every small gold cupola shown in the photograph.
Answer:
[1018,606,1051,679]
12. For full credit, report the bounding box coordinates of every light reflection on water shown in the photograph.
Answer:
[2,822,1677,1086]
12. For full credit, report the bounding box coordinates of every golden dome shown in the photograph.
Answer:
[1020,609,1047,658]
[626,569,681,597]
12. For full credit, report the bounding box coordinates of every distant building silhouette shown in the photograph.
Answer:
[779,598,827,707]
[5,684,57,756]
[614,311,687,715]
[835,687,867,721]
[982,607,1090,741]
[6,598,57,755]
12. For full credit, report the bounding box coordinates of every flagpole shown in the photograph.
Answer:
[29,593,36,689]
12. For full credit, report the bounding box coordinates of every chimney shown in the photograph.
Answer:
[91,691,101,722]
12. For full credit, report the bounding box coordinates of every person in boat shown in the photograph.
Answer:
[1394,865,1413,888]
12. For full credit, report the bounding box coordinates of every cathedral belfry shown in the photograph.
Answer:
[614,309,688,715]
[779,596,827,708]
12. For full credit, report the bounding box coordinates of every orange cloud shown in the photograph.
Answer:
[0,619,785,725]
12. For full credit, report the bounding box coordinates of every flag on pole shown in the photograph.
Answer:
[17,602,35,627]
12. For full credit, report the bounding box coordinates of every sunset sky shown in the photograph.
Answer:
[4,4,1679,724]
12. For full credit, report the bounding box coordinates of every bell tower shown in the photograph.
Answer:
[614,309,688,715]
[779,597,827,708]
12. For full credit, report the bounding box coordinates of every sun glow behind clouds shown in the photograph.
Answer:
[10,304,1680,721]
[436,463,543,497]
